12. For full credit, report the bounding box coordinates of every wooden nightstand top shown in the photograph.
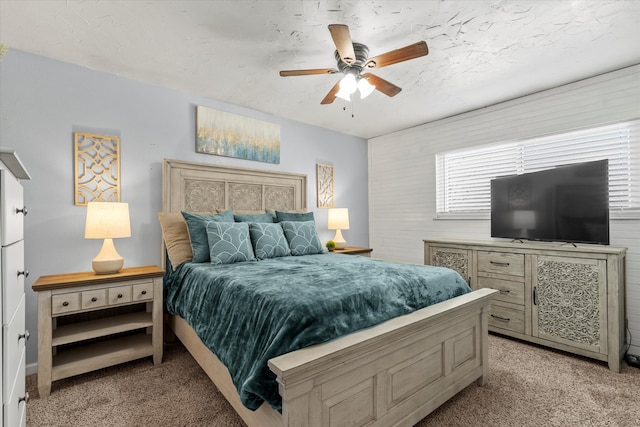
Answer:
[332,246,373,255]
[32,265,164,291]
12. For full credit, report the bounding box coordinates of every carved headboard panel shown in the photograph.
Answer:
[162,159,307,213]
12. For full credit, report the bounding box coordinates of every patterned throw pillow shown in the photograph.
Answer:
[249,222,291,259]
[280,220,325,256]
[206,221,256,265]
[182,210,235,262]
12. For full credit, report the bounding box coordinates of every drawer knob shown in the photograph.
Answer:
[117,293,123,298]
[19,392,29,404]
[62,301,69,307]
[141,290,147,295]
[17,269,29,278]
[18,330,30,341]
[16,206,28,216]
[91,297,98,302]
[498,289,511,295]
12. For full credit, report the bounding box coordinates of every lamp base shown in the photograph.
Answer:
[333,229,347,250]
[92,238,124,275]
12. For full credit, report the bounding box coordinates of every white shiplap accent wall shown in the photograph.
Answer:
[368,64,640,355]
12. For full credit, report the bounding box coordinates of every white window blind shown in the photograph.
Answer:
[436,120,640,217]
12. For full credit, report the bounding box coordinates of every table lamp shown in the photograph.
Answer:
[84,201,131,274]
[328,208,349,249]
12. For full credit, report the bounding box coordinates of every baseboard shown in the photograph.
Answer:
[26,361,37,377]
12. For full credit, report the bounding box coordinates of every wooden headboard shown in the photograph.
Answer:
[162,159,307,214]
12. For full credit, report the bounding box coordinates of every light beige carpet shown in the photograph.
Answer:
[26,335,640,427]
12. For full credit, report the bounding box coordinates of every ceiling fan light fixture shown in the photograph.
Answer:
[335,88,351,101]
[339,74,358,94]
[357,77,375,99]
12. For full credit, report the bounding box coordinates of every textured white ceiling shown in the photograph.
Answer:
[1,0,639,139]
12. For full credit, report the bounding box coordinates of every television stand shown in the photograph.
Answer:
[424,238,627,372]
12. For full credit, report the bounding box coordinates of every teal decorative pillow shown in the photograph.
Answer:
[249,222,291,259]
[275,211,314,222]
[182,210,235,262]
[281,220,325,256]
[206,221,256,265]
[234,212,275,223]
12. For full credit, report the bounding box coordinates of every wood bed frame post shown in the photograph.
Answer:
[477,303,491,387]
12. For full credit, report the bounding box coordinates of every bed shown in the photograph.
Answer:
[160,159,497,427]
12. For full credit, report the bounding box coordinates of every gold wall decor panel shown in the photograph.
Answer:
[317,163,334,208]
[74,132,120,206]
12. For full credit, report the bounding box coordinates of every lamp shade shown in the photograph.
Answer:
[339,74,358,95]
[358,77,375,99]
[328,208,350,230]
[85,202,131,239]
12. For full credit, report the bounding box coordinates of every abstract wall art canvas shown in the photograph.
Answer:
[196,105,280,164]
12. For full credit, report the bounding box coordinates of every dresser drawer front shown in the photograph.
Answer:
[52,292,81,315]
[3,294,26,398]
[4,348,26,427]
[133,282,153,302]
[1,171,25,246]
[2,240,25,324]
[477,276,524,305]
[478,251,524,276]
[489,304,525,334]
[82,289,107,310]
[108,286,132,305]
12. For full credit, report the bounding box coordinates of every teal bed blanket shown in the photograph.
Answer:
[164,253,471,412]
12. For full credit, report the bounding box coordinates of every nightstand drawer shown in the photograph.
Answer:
[478,251,524,277]
[52,293,81,315]
[82,289,107,309]
[108,286,132,305]
[133,283,153,301]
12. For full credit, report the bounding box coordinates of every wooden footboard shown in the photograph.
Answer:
[168,288,497,427]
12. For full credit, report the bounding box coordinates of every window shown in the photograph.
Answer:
[436,120,640,218]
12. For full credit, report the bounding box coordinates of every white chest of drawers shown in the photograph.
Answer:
[0,149,31,427]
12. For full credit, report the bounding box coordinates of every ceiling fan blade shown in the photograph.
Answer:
[328,24,356,65]
[320,81,341,105]
[361,73,402,97]
[364,41,429,69]
[280,69,338,77]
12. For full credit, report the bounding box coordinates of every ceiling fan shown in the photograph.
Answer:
[279,24,428,105]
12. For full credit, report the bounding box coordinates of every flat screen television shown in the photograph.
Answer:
[490,159,609,245]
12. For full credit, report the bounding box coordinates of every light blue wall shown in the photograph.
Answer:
[0,50,368,366]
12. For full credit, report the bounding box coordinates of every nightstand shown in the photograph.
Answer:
[332,246,373,257]
[32,265,164,397]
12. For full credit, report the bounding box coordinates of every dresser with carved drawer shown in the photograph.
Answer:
[424,238,626,372]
